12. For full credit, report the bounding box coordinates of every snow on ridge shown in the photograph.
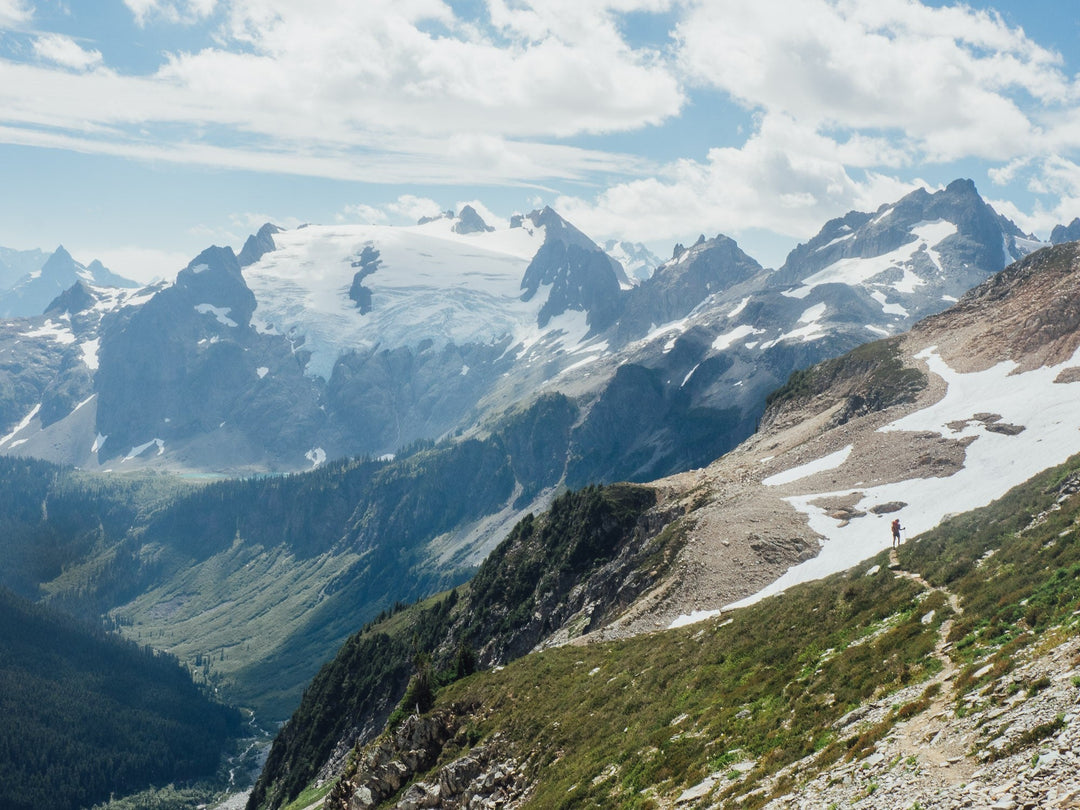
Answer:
[814,231,855,252]
[729,342,1080,610]
[785,220,958,299]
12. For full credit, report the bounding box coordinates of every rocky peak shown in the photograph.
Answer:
[238,223,283,267]
[44,280,98,315]
[603,239,661,282]
[618,232,764,334]
[519,206,624,331]
[175,246,256,328]
[418,209,454,225]
[452,205,495,234]
[1050,217,1080,245]
[41,244,77,277]
[770,179,1032,304]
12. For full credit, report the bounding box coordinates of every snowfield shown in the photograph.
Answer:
[729,343,1080,608]
[244,219,549,379]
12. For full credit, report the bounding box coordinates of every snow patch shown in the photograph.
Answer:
[763,445,853,486]
[870,291,909,317]
[80,338,100,370]
[123,438,165,461]
[713,324,765,352]
[681,363,701,387]
[669,609,721,629]
[91,433,107,453]
[21,320,76,345]
[759,303,829,349]
[306,447,326,467]
[195,304,238,328]
[728,296,751,318]
[731,343,1080,608]
[256,366,269,378]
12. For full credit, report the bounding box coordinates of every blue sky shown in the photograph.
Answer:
[1,0,1079,282]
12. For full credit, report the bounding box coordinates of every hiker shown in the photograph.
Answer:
[891,518,902,548]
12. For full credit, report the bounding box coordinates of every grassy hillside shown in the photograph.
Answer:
[319,452,1080,809]
[248,482,666,810]
[0,587,243,810]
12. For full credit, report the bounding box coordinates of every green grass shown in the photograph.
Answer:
[280,780,335,810]
[346,452,1080,809]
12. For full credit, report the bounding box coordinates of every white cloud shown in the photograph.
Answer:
[156,0,683,139]
[386,195,445,223]
[0,0,31,29]
[337,204,389,225]
[124,0,218,26]
[988,155,1080,237]
[0,0,680,186]
[676,0,1071,162]
[555,112,924,247]
[33,34,103,71]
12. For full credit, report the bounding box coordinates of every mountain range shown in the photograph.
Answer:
[0,244,136,318]
[2,180,1079,809]
[0,179,1043,487]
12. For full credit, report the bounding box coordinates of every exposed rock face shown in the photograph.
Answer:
[238,223,283,267]
[328,710,531,810]
[93,246,326,467]
[519,206,624,331]
[452,205,495,234]
[618,233,763,337]
[347,245,381,314]
[1050,216,1080,244]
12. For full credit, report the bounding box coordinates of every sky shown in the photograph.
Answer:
[1,0,1080,283]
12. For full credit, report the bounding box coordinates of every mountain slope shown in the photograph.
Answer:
[0,585,243,810]
[247,238,1080,809]
[319,455,1080,809]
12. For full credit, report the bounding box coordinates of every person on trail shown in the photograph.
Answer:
[891,518,902,548]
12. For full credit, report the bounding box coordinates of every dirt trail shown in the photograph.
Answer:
[885,547,974,780]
